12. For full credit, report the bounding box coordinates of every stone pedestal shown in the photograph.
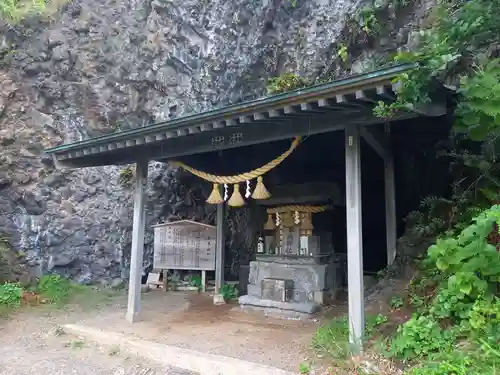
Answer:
[239,257,339,316]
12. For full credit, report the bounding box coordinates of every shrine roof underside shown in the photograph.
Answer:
[44,63,449,168]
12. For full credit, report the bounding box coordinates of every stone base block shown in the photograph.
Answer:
[261,278,294,302]
[213,294,226,305]
[237,304,315,321]
[238,294,320,314]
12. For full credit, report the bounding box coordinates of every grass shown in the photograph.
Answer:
[309,313,395,374]
[0,0,68,23]
[312,314,389,362]
[0,274,124,320]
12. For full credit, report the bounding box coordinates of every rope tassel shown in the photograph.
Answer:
[169,137,302,206]
[228,184,245,207]
[252,176,271,200]
[264,214,275,230]
[206,183,224,204]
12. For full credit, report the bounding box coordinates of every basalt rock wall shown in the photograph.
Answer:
[0,0,435,284]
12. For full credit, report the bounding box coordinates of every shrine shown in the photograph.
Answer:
[239,183,345,317]
[44,63,451,352]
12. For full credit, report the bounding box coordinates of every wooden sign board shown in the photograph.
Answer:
[152,220,216,271]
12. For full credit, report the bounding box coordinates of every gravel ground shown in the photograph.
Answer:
[0,290,318,374]
[0,292,197,375]
[72,291,317,372]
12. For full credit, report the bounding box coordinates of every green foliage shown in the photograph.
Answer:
[385,206,500,372]
[390,296,405,309]
[189,274,202,288]
[0,282,22,307]
[298,362,311,374]
[36,274,74,304]
[219,283,238,301]
[0,0,48,22]
[375,0,500,119]
[312,314,388,361]
[119,165,135,187]
[455,60,500,142]
[357,6,381,35]
[388,314,459,360]
[266,73,309,94]
[337,44,348,64]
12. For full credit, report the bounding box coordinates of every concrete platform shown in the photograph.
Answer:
[63,324,297,375]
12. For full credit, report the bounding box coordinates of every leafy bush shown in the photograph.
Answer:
[387,314,459,360]
[36,274,73,304]
[0,0,47,22]
[385,205,500,371]
[312,314,388,361]
[266,73,309,94]
[119,165,135,186]
[219,283,238,301]
[0,282,22,307]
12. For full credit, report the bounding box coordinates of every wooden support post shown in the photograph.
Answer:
[215,203,225,294]
[126,159,148,324]
[345,126,365,353]
[201,270,207,293]
[384,124,397,266]
[162,269,169,291]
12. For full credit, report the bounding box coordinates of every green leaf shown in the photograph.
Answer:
[459,283,472,295]
[437,258,449,270]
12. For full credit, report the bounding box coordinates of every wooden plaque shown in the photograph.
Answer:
[152,220,216,271]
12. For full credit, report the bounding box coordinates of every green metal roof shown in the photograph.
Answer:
[45,62,448,168]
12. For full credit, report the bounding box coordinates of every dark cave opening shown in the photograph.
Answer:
[177,114,453,276]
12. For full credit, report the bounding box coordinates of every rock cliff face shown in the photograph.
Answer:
[0,0,434,283]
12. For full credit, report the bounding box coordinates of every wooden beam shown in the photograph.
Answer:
[126,159,148,323]
[384,124,397,266]
[215,203,225,295]
[300,103,313,111]
[239,115,252,123]
[268,109,281,117]
[359,125,389,160]
[345,125,365,353]
[253,112,266,121]
[200,123,214,132]
[59,110,419,168]
[376,85,396,101]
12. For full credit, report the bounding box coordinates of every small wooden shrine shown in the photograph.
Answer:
[239,182,345,317]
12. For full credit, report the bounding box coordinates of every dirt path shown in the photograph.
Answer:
[71,291,319,371]
[0,290,320,374]
[0,292,196,375]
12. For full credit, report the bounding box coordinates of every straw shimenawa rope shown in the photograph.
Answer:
[169,136,302,206]
[264,205,332,234]
[265,205,331,214]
